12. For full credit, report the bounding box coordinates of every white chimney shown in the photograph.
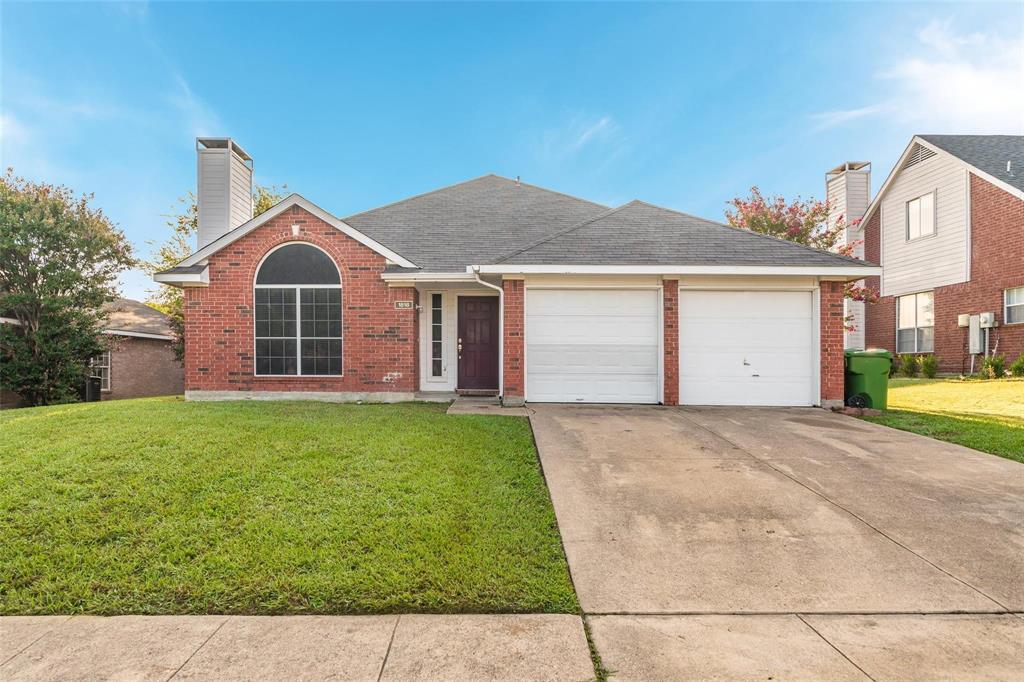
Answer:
[196,138,253,249]
[826,161,871,350]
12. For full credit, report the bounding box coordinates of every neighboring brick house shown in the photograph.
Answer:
[155,137,877,407]
[96,299,184,399]
[829,135,1023,373]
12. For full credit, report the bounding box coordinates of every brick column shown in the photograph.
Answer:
[662,279,679,405]
[502,279,525,406]
[820,280,846,407]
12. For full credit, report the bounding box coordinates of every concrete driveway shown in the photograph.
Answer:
[531,405,1024,680]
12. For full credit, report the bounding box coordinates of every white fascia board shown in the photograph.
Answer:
[153,267,209,287]
[179,194,418,269]
[474,264,881,279]
[103,329,175,341]
[380,272,478,283]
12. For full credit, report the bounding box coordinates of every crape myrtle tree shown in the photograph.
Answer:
[725,186,878,331]
[0,170,136,405]
[143,184,287,359]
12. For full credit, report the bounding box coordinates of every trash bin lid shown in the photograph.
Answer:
[844,348,893,359]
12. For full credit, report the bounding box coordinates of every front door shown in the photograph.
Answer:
[458,297,500,391]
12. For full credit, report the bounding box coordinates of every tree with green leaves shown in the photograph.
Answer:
[0,169,136,406]
[143,184,287,359]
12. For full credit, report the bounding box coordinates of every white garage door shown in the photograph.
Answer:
[526,289,660,403]
[679,290,815,406]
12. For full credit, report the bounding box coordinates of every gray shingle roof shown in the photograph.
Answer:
[102,299,174,337]
[919,135,1024,193]
[343,174,608,272]
[495,200,869,267]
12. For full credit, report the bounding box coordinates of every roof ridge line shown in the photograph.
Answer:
[488,173,609,210]
[341,174,502,221]
[491,201,641,264]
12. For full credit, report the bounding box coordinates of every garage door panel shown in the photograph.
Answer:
[526,289,660,404]
[529,373,658,404]
[681,351,811,378]
[681,377,812,406]
[531,344,658,374]
[530,317,658,345]
[679,290,815,406]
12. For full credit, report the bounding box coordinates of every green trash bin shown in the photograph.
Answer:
[844,349,893,409]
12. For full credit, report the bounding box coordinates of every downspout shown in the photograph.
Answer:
[472,266,504,400]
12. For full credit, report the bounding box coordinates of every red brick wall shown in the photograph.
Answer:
[104,336,184,399]
[820,280,846,403]
[864,174,1023,372]
[184,206,417,394]
[502,279,525,399]
[662,280,679,406]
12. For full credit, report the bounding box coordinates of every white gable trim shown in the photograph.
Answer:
[862,136,1024,226]
[180,194,418,269]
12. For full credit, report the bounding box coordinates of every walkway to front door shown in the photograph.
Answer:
[457,297,499,392]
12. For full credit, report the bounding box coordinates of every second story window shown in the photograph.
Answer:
[906,192,935,240]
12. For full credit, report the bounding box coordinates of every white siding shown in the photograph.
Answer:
[827,170,870,349]
[197,149,230,249]
[880,152,968,297]
[229,151,253,230]
[197,145,253,249]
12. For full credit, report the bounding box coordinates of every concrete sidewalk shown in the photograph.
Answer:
[0,614,594,681]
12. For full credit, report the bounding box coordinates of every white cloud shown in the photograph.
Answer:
[166,73,223,138]
[536,114,625,166]
[809,104,888,132]
[810,19,1024,134]
[0,113,31,148]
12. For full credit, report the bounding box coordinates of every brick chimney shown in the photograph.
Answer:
[826,161,871,350]
[196,138,253,249]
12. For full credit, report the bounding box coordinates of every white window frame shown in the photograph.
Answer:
[1005,287,1024,325]
[429,292,445,379]
[91,350,111,391]
[906,191,936,241]
[252,243,343,378]
[896,291,934,354]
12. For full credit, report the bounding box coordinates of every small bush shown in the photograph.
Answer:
[898,354,919,377]
[1010,353,1024,378]
[920,355,938,378]
[980,354,1006,379]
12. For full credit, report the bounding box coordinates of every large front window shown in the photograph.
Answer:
[897,291,934,353]
[254,243,342,376]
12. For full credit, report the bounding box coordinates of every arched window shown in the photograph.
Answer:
[254,243,342,376]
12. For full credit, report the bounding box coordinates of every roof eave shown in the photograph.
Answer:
[473,264,881,279]
[153,266,209,288]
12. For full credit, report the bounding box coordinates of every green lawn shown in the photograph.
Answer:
[0,398,578,615]
[861,378,1024,463]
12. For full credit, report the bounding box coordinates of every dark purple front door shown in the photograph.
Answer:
[458,297,499,390]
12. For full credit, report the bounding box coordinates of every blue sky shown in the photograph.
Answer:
[3,1,1022,300]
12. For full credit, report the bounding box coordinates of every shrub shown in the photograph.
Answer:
[1010,353,1024,378]
[898,354,919,377]
[980,354,1006,379]
[920,355,938,378]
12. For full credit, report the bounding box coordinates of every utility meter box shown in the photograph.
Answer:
[980,312,998,328]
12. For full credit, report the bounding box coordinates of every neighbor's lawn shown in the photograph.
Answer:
[0,398,578,615]
[861,378,1024,463]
